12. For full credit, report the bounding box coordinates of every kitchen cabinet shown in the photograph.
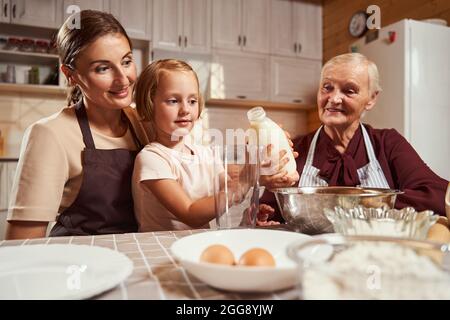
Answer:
[210,50,269,101]
[1,0,62,28]
[110,0,152,40]
[212,0,270,54]
[63,0,109,21]
[0,160,17,211]
[153,0,211,54]
[270,56,321,105]
[271,0,322,60]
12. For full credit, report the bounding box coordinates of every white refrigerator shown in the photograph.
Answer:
[351,19,450,180]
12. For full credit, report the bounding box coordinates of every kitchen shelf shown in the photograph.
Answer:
[206,98,315,111]
[0,49,59,65]
[0,83,65,95]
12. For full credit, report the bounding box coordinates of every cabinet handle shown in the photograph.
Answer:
[236,95,247,99]
[12,4,16,19]
[243,35,246,46]
[298,43,302,53]
[238,35,241,46]
[292,99,303,104]
[184,36,187,47]
[178,35,181,47]
[294,43,297,52]
[3,3,7,18]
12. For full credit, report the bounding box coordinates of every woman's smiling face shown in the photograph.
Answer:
[317,62,377,129]
[69,33,136,110]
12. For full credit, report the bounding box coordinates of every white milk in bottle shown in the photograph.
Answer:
[247,106,296,175]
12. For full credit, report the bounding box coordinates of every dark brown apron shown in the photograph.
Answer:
[50,101,142,236]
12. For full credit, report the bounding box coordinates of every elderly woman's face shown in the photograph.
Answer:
[317,63,376,129]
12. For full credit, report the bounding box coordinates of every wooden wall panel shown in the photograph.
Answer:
[323,0,450,62]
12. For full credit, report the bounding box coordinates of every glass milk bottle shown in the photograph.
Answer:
[247,106,296,176]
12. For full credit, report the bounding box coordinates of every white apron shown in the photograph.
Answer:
[299,124,390,188]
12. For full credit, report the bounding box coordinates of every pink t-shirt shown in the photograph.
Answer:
[132,141,222,232]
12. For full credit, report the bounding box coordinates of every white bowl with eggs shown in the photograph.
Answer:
[170,228,311,292]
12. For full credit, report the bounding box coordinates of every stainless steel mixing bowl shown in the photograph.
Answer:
[272,187,402,234]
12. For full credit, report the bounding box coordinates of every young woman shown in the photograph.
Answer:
[6,10,149,239]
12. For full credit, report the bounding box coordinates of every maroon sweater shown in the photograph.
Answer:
[262,124,448,219]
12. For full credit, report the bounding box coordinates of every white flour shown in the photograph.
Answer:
[302,243,450,300]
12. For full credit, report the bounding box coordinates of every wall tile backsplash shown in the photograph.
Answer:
[0,92,65,157]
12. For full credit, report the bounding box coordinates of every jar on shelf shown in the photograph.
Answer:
[20,38,35,52]
[48,39,58,54]
[35,40,50,54]
[4,37,21,51]
[28,66,40,85]
[0,37,7,50]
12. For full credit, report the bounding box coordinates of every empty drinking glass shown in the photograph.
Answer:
[212,144,261,229]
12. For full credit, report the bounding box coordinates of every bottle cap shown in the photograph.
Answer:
[247,106,266,122]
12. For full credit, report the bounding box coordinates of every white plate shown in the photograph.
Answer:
[170,229,312,292]
[0,244,133,299]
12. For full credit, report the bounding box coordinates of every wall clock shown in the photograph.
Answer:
[349,11,368,38]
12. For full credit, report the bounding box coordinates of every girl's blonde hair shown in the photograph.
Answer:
[135,59,204,140]
[321,53,381,96]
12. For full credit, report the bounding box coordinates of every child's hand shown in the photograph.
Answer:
[256,204,280,226]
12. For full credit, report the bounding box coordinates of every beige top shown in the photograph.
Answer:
[7,106,149,222]
[132,140,221,232]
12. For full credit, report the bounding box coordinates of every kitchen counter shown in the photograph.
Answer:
[0,229,299,300]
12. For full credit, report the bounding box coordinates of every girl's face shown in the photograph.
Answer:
[69,33,136,110]
[153,70,200,139]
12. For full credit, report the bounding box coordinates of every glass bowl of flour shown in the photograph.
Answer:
[324,206,438,239]
[287,234,450,300]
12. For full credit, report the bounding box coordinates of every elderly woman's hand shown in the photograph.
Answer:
[260,145,299,189]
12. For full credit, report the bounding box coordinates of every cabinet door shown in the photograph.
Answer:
[11,0,62,28]
[270,0,295,57]
[63,0,109,20]
[212,0,241,51]
[270,56,321,104]
[110,0,151,40]
[242,0,270,54]
[1,0,11,23]
[211,50,269,101]
[183,0,210,54]
[293,0,322,60]
[153,0,183,51]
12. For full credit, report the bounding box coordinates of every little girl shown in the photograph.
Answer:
[132,59,297,231]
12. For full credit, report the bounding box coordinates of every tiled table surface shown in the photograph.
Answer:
[0,229,299,300]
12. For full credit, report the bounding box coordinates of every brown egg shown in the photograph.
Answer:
[238,248,276,267]
[200,244,235,265]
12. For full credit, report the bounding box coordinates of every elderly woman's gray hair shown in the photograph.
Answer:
[321,53,381,95]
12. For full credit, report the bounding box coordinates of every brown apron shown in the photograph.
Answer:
[50,101,142,236]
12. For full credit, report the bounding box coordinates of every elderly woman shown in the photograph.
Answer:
[262,53,448,221]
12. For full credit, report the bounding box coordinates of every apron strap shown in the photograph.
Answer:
[123,114,143,150]
[75,100,96,150]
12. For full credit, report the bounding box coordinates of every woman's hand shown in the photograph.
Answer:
[260,145,299,189]
[256,204,280,226]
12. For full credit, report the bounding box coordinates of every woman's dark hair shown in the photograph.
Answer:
[56,10,132,105]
